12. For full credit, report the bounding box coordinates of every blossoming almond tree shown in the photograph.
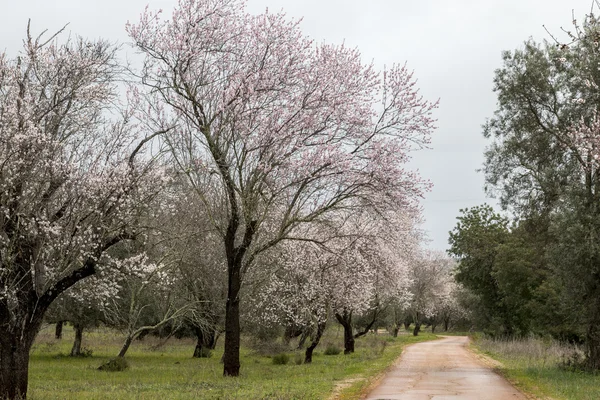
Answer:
[128,0,437,376]
[0,26,164,399]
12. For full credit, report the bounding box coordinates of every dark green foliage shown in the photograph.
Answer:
[475,13,600,368]
[323,343,342,356]
[194,348,212,358]
[98,357,129,372]
[271,353,289,365]
[293,352,303,365]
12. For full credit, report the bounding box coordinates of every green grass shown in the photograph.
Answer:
[473,336,600,400]
[27,325,437,400]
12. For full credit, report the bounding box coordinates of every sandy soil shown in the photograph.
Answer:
[364,336,528,400]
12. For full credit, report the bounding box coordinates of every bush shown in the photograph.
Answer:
[194,347,213,358]
[272,353,290,365]
[98,357,129,372]
[324,343,341,355]
[73,347,94,358]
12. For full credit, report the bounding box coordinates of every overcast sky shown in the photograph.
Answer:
[0,0,594,250]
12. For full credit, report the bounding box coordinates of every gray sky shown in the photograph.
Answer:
[0,0,593,250]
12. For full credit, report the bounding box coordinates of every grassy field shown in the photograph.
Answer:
[474,336,600,400]
[27,325,437,400]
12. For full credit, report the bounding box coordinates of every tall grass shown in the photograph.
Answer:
[477,336,584,369]
[475,336,600,400]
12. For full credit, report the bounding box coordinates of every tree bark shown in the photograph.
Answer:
[55,321,64,340]
[335,311,355,354]
[283,324,303,345]
[585,303,600,369]
[413,322,421,336]
[0,311,44,400]
[0,337,31,400]
[354,308,379,339]
[304,321,326,364]
[118,335,134,358]
[392,327,399,337]
[193,327,217,357]
[70,324,84,356]
[223,263,241,376]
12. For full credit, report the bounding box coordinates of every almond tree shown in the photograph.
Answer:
[128,0,437,376]
[0,26,163,399]
[252,210,415,360]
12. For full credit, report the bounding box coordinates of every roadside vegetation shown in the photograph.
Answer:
[474,336,600,400]
[27,325,436,400]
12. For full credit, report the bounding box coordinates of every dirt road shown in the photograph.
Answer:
[364,336,527,400]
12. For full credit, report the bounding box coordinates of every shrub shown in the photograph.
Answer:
[272,353,290,365]
[98,357,129,372]
[324,343,341,355]
[74,347,94,358]
[194,348,213,358]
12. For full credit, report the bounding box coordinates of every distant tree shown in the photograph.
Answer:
[448,205,514,335]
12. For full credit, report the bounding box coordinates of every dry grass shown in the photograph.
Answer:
[477,336,584,369]
[475,336,600,400]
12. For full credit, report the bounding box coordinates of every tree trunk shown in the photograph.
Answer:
[0,313,44,400]
[354,308,379,339]
[335,311,355,354]
[586,310,600,370]
[297,330,309,350]
[70,324,84,356]
[283,324,302,345]
[403,316,412,330]
[223,263,241,376]
[55,321,64,340]
[413,322,421,336]
[431,323,437,334]
[392,327,399,337]
[193,327,217,357]
[304,321,326,364]
[118,335,134,358]
[0,337,31,400]
[443,317,450,332]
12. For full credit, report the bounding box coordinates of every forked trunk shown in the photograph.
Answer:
[304,321,326,364]
[193,327,217,357]
[70,324,84,356]
[335,311,355,354]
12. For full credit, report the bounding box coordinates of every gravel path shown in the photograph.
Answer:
[364,336,528,400]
